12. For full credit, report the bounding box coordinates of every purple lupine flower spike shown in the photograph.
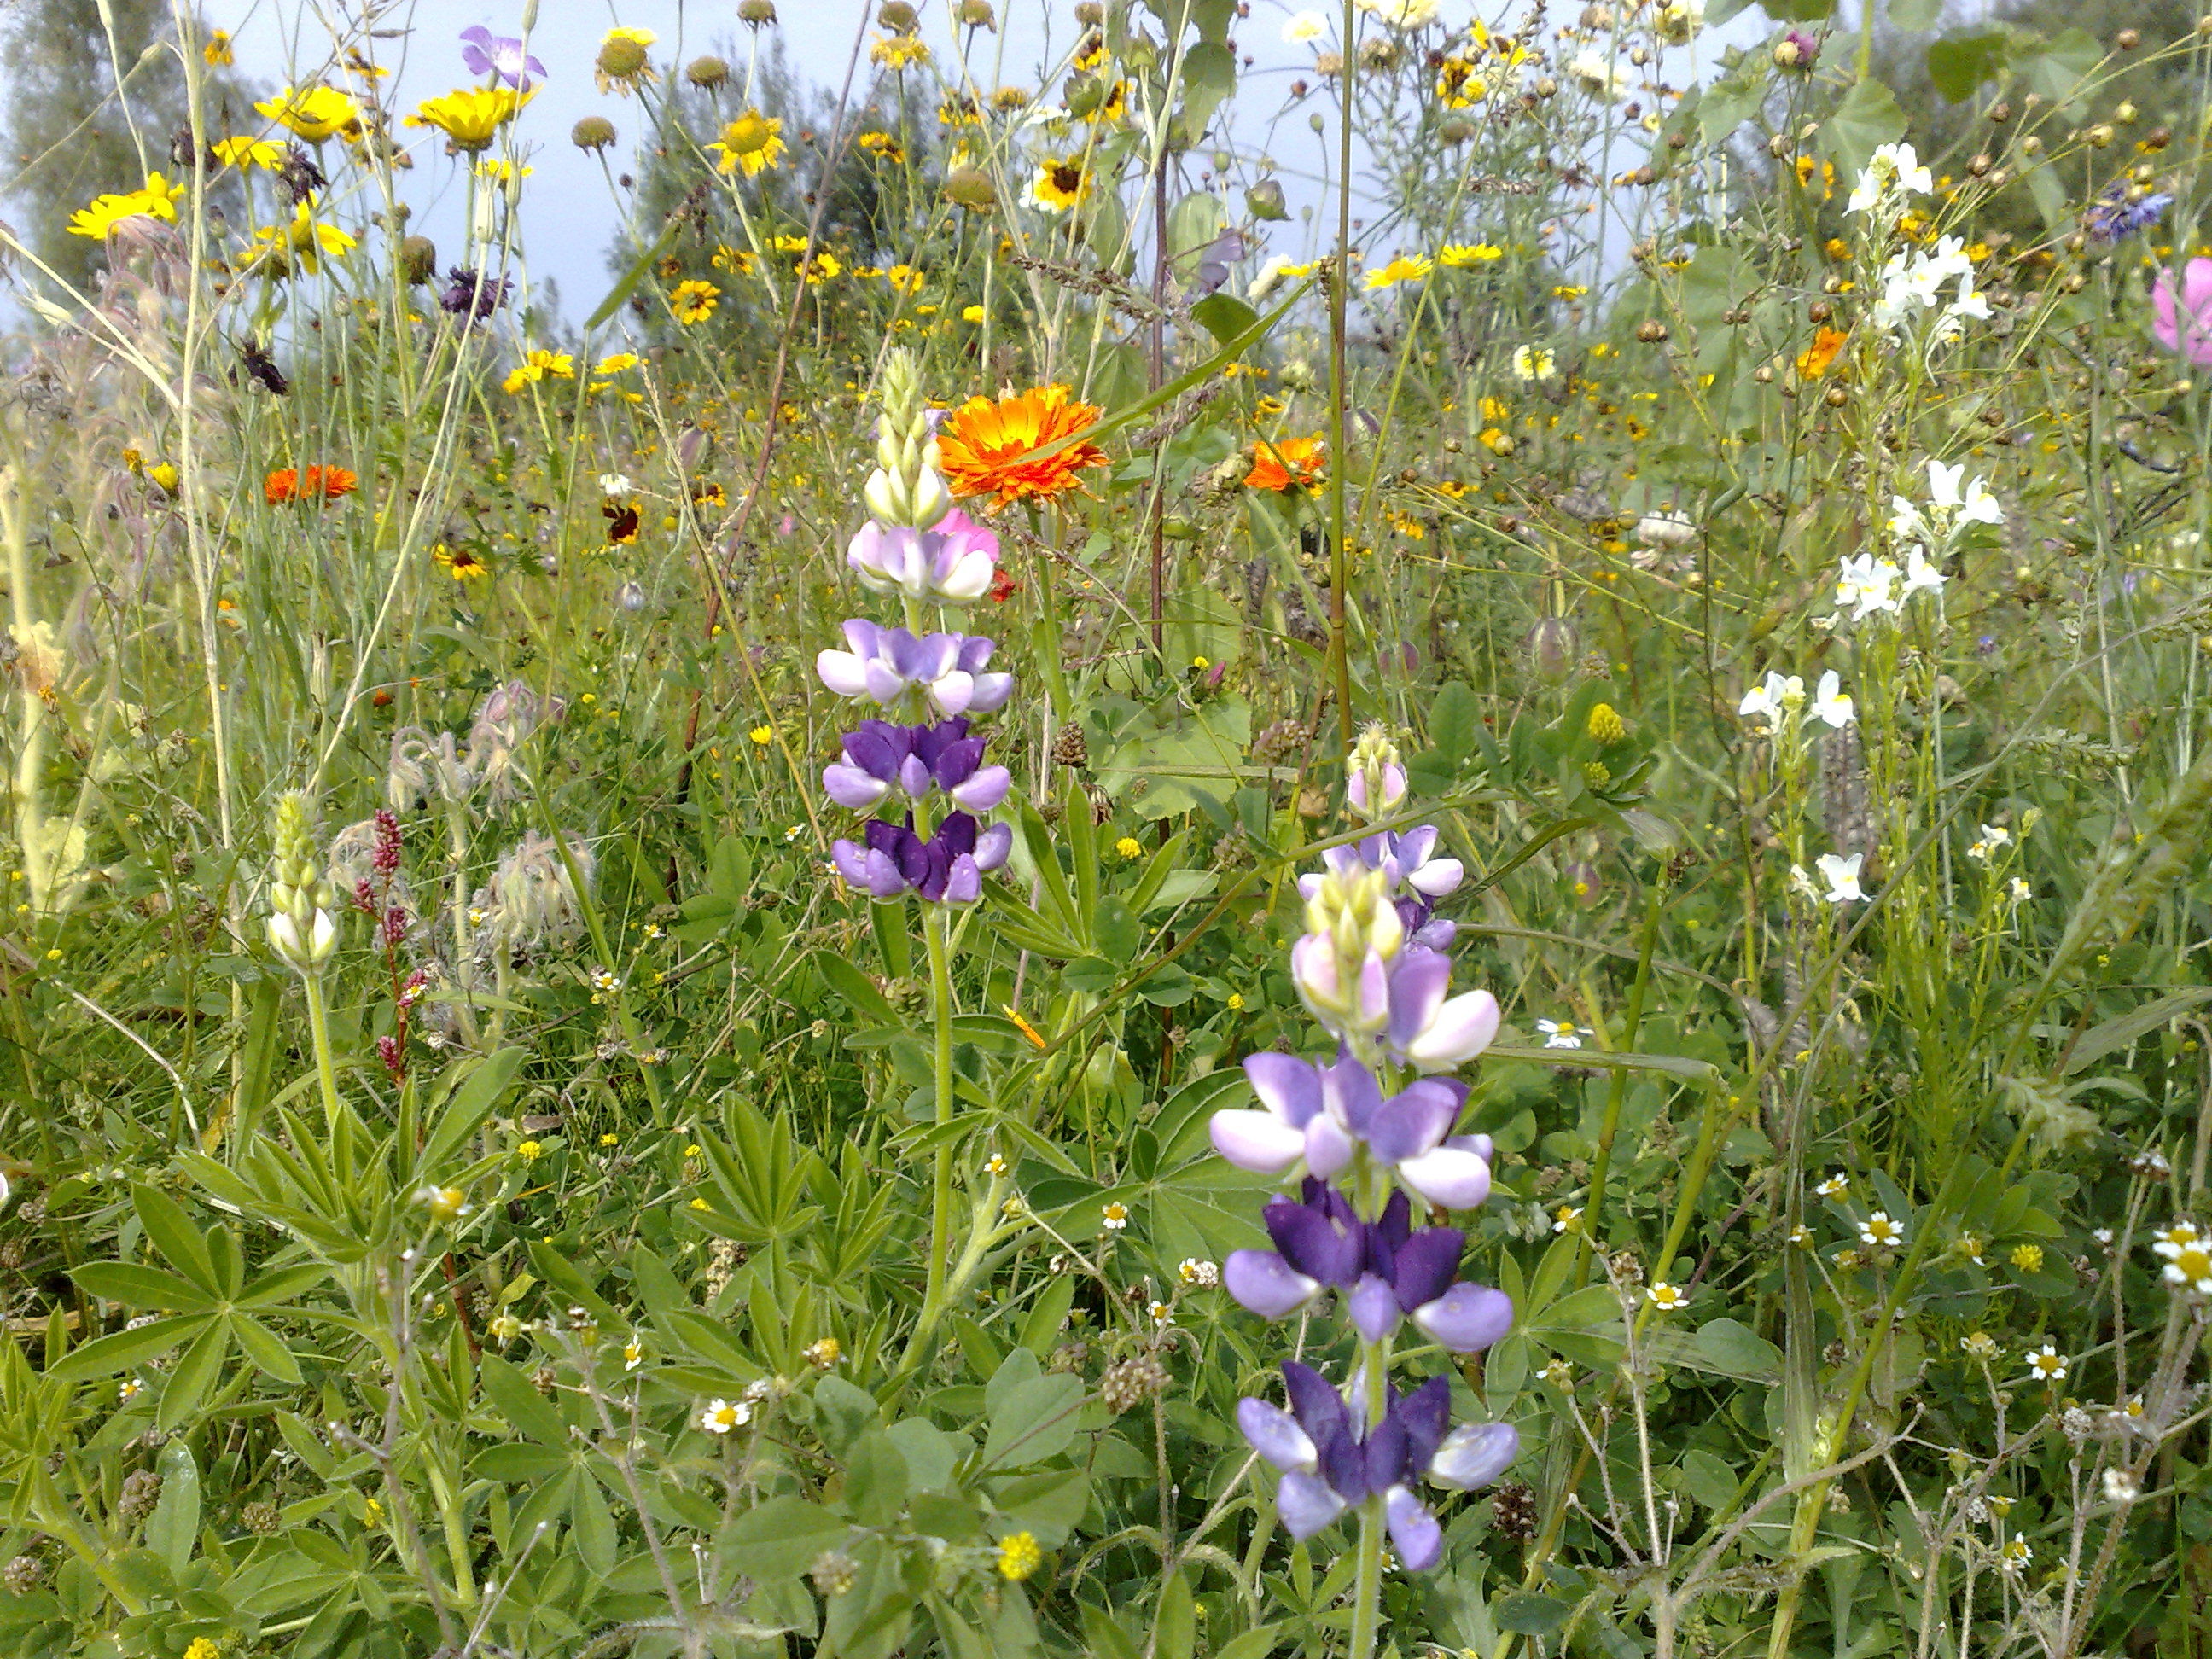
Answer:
[460,25,546,88]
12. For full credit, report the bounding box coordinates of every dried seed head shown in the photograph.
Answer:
[1099,1354,1169,1412]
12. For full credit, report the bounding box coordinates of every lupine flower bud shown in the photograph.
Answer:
[868,350,952,529]
[267,792,339,975]
[1346,723,1406,820]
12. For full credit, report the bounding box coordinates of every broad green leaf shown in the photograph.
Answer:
[719,1494,850,1583]
[236,1262,334,1310]
[991,1468,1090,1547]
[71,1262,217,1313]
[51,1313,214,1380]
[1493,1593,1575,1635]
[134,1185,218,1296]
[982,1373,1084,1469]
[1190,293,1258,346]
[480,1352,571,1449]
[156,1315,231,1430]
[1818,78,1908,183]
[147,1440,201,1575]
[416,1046,526,1178]
[1926,29,2008,101]
[844,1431,910,1528]
[1889,0,1940,30]
[810,949,905,1027]
[230,1313,304,1385]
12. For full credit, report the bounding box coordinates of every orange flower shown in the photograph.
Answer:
[1245,435,1326,492]
[1796,326,1849,381]
[936,385,1109,509]
[265,464,358,504]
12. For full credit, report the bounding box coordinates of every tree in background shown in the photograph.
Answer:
[2,0,251,297]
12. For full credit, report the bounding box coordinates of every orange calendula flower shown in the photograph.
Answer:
[1796,325,1849,380]
[1245,435,1326,492]
[936,386,1109,509]
[265,465,358,504]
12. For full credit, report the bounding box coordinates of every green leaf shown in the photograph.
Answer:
[1926,29,2008,101]
[1429,681,1481,766]
[1082,1603,1146,1659]
[480,1352,571,1449]
[814,1373,881,1458]
[134,1185,218,1296]
[1888,0,1940,30]
[71,1262,217,1312]
[52,1313,213,1381]
[472,1442,569,1481]
[416,1046,526,1179]
[1155,1572,1196,1659]
[1493,1593,1575,1636]
[1214,1628,1284,1659]
[2064,987,2212,1074]
[982,1373,1084,1469]
[1523,1283,1626,1368]
[230,1313,304,1385]
[1190,293,1258,346]
[1177,43,1236,143]
[720,1495,850,1583]
[1690,1318,1784,1383]
[989,1468,1090,1547]
[2017,26,2101,109]
[810,948,905,1027]
[147,1440,201,1574]
[236,1262,333,1310]
[844,1431,911,1528]
[156,1315,231,1430]
[1818,77,1908,183]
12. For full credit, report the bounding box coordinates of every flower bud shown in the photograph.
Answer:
[1526,615,1578,684]
[399,235,437,285]
[738,0,777,22]
[958,0,998,24]
[1346,723,1406,821]
[943,165,998,212]
[685,55,731,89]
[1246,178,1289,221]
[597,35,649,79]
[572,115,617,151]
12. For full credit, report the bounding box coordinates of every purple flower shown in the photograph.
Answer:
[1299,827,1464,904]
[2086,180,2170,244]
[441,266,510,323]
[1211,1047,1491,1208]
[459,25,545,88]
[1237,1359,1515,1569]
[823,717,1011,813]
[830,812,1010,905]
[847,509,998,602]
[1225,1185,1512,1350]
[816,620,1013,717]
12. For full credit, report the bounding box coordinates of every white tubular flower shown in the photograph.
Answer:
[1847,141,1931,215]
[1816,853,1865,903]
[1809,671,1854,729]
[1901,545,1947,597]
[1738,671,1803,733]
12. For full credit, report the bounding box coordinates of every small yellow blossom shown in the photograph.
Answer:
[997,1530,1043,1580]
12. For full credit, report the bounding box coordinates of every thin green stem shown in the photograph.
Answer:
[1326,0,1357,752]
[1576,877,1668,1283]
[302,975,344,1132]
[923,907,957,1321]
[1348,1495,1386,1659]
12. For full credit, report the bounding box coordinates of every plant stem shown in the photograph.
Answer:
[1576,876,1668,1283]
[1348,1495,1386,1659]
[1326,0,1357,752]
[303,974,344,1132]
[923,906,958,1323]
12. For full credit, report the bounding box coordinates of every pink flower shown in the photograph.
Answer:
[2152,258,2212,367]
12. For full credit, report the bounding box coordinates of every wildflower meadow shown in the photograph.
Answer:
[3,0,2212,1655]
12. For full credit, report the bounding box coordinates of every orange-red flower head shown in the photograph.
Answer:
[1245,435,1325,492]
[936,385,1109,509]
[265,464,358,504]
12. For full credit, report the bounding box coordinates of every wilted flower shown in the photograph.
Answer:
[441,265,511,322]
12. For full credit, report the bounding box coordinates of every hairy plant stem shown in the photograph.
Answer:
[923,906,958,1328]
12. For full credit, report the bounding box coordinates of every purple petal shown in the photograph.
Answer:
[1393,1377,1452,1473]
[1236,1397,1317,1471]
[1265,1199,1360,1285]
[1209,1109,1308,1174]
[1427,1421,1520,1490]
[830,839,870,885]
[1243,1052,1323,1129]
[1281,1359,1346,1440]
[1400,989,1501,1071]
[1397,1144,1493,1210]
[1366,1077,1467,1163]
[1408,855,1464,898]
[1275,1471,1346,1540]
[934,812,979,857]
[930,671,976,715]
[1412,1284,1514,1353]
[949,766,1010,812]
[1389,1227,1464,1313]
[818,649,871,698]
[1303,1114,1354,1180]
[898,754,933,799]
[841,722,905,779]
[1395,825,1437,867]
[1348,1274,1401,1343]
[940,854,982,905]
[1385,1485,1444,1571]
[1223,1249,1320,1318]
[1323,1050,1383,1135]
[823,765,889,811]
[973,823,1012,872]
[1385,951,1451,1054]
[966,671,1015,713]
[1363,1410,1406,1495]
[861,851,910,898]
